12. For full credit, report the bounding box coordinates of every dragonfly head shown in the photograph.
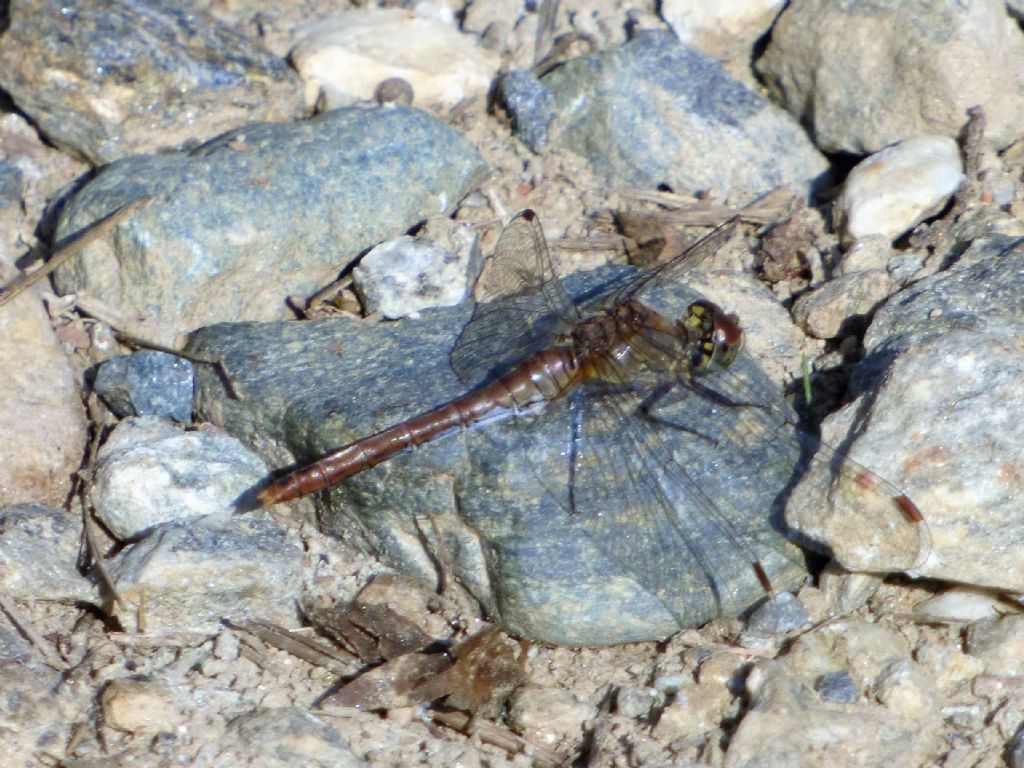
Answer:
[681,300,744,370]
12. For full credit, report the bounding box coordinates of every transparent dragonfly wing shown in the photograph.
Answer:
[653,351,931,572]
[451,210,579,387]
[566,364,807,627]
[614,218,741,304]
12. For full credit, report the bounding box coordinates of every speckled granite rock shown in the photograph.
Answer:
[190,267,810,645]
[52,107,488,331]
[0,0,304,164]
[526,30,827,200]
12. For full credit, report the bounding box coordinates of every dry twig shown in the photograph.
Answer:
[0,196,151,309]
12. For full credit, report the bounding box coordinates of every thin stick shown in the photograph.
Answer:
[229,618,357,676]
[0,195,152,309]
[0,590,69,670]
[430,709,563,768]
[78,396,125,612]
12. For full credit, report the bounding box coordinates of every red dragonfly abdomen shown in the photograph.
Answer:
[257,346,581,506]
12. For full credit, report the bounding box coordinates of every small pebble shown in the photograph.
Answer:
[507,684,595,750]
[101,678,178,734]
[213,631,241,661]
[816,670,860,703]
[874,660,935,718]
[615,685,659,719]
[375,77,414,105]
[652,683,730,740]
[746,592,810,635]
[836,135,964,243]
[915,586,1007,623]
[353,235,474,319]
[965,615,1024,676]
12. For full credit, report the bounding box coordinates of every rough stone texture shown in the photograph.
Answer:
[496,69,557,152]
[107,513,304,633]
[219,707,365,768]
[661,0,785,74]
[290,8,499,111]
[966,615,1024,676]
[757,0,1024,153]
[90,416,268,540]
[835,136,964,243]
[52,107,488,331]
[101,678,181,734]
[0,160,23,209]
[539,30,828,201]
[93,350,195,422]
[745,591,810,635]
[789,235,1024,591]
[0,652,72,768]
[190,266,810,645]
[352,235,479,319]
[791,269,893,339]
[726,620,942,767]
[0,0,304,165]
[0,503,96,601]
[0,276,88,507]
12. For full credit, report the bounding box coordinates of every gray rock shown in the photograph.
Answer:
[539,30,827,200]
[93,350,195,422]
[746,592,810,635]
[497,69,557,152]
[107,514,303,633]
[52,107,488,330]
[190,265,811,645]
[0,160,23,209]
[1011,722,1024,768]
[90,416,268,540]
[816,670,859,704]
[0,503,96,602]
[788,234,1024,592]
[0,0,304,164]
[965,615,1024,676]
[0,654,68,768]
[756,0,1024,153]
[791,269,893,340]
[221,708,364,768]
[353,235,478,319]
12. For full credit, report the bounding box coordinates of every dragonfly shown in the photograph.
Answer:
[257,209,928,621]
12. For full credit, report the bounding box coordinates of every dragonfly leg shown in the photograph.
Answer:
[636,381,722,447]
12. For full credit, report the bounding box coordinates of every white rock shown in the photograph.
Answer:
[290,9,500,110]
[837,136,964,243]
[916,586,1008,623]
[90,416,268,539]
[353,235,475,319]
[661,0,784,58]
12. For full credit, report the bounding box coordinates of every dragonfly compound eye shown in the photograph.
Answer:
[682,301,744,370]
